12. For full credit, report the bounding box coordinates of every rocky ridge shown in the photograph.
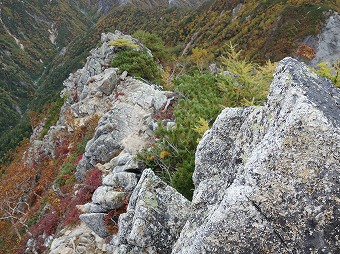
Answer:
[24,31,172,253]
[99,58,339,253]
[29,33,339,253]
[110,169,191,253]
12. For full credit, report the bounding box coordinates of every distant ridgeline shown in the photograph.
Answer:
[0,0,339,163]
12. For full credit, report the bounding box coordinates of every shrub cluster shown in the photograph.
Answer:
[112,49,162,83]
[108,38,138,49]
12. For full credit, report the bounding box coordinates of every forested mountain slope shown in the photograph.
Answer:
[35,0,340,107]
[0,0,110,155]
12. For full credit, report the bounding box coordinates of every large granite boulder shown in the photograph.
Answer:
[172,57,340,253]
[79,152,141,238]
[114,169,191,254]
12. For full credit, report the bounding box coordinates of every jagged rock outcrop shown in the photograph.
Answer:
[75,77,167,178]
[39,31,168,252]
[111,169,191,254]
[60,31,150,116]
[79,153,142,238]
[38,29,339,253]
[30,31,152,161]
[55,56,339,253]
[172,57,340,253]
[311,12,340,66]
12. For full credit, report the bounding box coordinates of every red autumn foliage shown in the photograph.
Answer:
[73,154,84,166]
[296,43,316,60]
[31,209,60,237]
[1,112,101,253]
[104,198,129,234]
[61,168,102,226]
[55,139,70,158]
[154,97,176,121]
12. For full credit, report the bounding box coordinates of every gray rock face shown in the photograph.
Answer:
[60,30,151,119]
[102,172,138,191]
[72,33,167,236]
[79,213,110,238]
[92,186,129,210]
[114,169,191,254]
[76,77,167,179]
[311,12,340,66]
[172,57,340,253]
[30,31,154,160]
[80,152,143,238]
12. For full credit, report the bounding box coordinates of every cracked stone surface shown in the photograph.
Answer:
[113,169,191,254]
[172,57,340,254]
[75,76,167,179]
[79,213,109,238]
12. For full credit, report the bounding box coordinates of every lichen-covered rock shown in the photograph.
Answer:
[28,31,155,160]
[61,30,151,107]
[91,186,129,210]
[114,169,191,254]
[48,223,107,254]
[32,31,168,252]
[172,57,340,253]
[76,77,167,179]
[80,154,141,237]
[79,213,109,238]
[102,172,138,191]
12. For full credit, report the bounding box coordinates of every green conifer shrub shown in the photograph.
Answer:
[111,50,162,82]
[313,61,339,87]
[139,72,227,200]
[132,30,170,62]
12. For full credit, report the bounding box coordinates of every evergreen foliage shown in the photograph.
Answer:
[218,43,277,106]
[132,30,170,62]
[138,45,276,200]
[39,97,65,139]
[111,49,162,82]
[139,72,226,199]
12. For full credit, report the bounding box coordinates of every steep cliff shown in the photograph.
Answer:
[310,12,340,66]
